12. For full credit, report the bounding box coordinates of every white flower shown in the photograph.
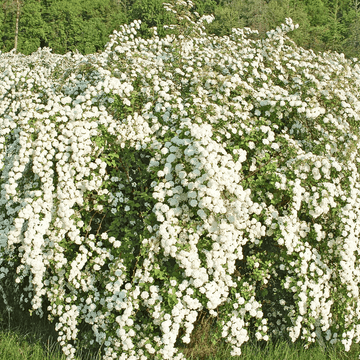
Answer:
[178,171,187,179]
[248,141,255,149]
[244,303,252,311]
[167,153,176,163]
[197,209,206,219]
[61,96,72,105]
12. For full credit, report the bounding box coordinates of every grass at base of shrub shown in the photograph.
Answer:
[176,309,360,360]
[0,305,102,360]
[0,304,359,360]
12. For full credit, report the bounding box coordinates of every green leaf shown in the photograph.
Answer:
[153,268,167,281]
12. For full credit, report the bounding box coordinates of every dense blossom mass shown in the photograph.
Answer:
[0,1,360,359]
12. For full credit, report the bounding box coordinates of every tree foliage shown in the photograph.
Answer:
[0,0,358,58]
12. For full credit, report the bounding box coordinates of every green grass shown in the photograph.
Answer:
[0,304,102,360]
[0,303,359,360]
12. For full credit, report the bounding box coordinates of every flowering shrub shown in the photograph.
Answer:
[1,0,360,359]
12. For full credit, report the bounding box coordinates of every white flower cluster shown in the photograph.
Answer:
[1,0,360,358]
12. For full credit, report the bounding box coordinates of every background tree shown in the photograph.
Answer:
[221,0,270,35]
[16,0,46,54]
[258,0,311,47]
[115,0,136,23]
[323,0,348,53]
[126,0,178,40]
[300,0,329,53]
[192,0,245,38]
[41,0,128,54]
[1,0,23,52]
[0,0,359,58]
[14,0,20,52]
[342,0,360,57]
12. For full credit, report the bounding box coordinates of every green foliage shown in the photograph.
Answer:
[127,0,177,40]
[15,0,45,55]
[0,0,359,59]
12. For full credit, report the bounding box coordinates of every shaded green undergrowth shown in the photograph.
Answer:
[0,303,359,360]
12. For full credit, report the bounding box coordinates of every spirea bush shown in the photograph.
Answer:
[1,0,360,358]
